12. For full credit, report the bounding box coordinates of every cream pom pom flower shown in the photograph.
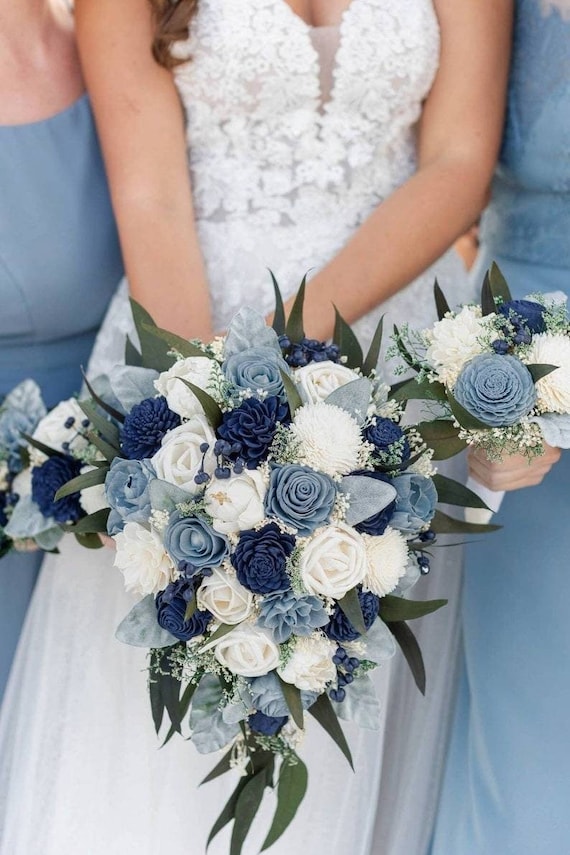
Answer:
[290,402,364,477]
[525,333,570,413]
[114,522,175,596]
[278,634,337,692]
[363,526,409,597]
[426,305,488,387]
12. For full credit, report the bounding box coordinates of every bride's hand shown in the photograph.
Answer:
[99,534,116,550]
[468,444,561,492]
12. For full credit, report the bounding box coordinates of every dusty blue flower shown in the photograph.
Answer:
[257,590,329,643]
[390,474,437,536]
[454,354,536,427]
[224,346,288,399]
[265,464,336,536]
[164,511,229,574]
[105,457,155,535]
[249,672,318,718]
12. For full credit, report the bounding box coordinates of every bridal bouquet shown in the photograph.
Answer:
[29,280,489,852]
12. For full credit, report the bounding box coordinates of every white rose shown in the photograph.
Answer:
[152,416,216,494]
[291,402,364,477]
[525,333,570,413]
[196,568,254,624]
[114,521,174,596]
[363,527,409,597]
[300,522,367,599]
[32,398,89,459]
[295,361,359,405]
[78,466,108,516]
[278,635,337,692]
[213,625,280,677]
[426,305,488,387]
[154,356,223,419]
[204,469,266,534]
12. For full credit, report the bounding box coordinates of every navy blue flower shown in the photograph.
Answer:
[499,300,547,334]
[231,522,295,594]
[454,354,536,427]
[324,590,380,642]
[351,469,397,536]
[365,418,410,466]
[248,710,288,736]
[164,511,229,575]
[31,455,84,524]
[156,578,211,641]
[120,396,180,460]
[265,464,336,536]
[217,397,288,467]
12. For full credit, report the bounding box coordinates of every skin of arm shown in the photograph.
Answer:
[468,444,561,492]
[75,0,214,339]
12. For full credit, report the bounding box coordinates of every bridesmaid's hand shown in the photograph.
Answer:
[468,444,561,492]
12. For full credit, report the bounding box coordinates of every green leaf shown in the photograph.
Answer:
[380,595,447,623]
[21,432,65,460]
[308,693,353,770]
[362,314,384,376]
[434,279,451,321]
[261,756,308,851]
[161,680,198,746]
[154,649,186,735]
[389,621,426,694]
[178,379,223,428]
[125,336,143,367]
[86,430,122,463]
[184,595,197,622]
[270,271,286,336]
[489,261,512,303]
[74,532,104,550]
[285,275,307,344]
[207,778,251,850]
[129,299,176,372]
[78,400,121,447]
[81,372,125,424]
[480,269,497,316]
[337,587,367,636]
[332,305,363,370]
[393,325,423,370]
[391,376,447,403]
[65,508,110,535]
[431,509,501,534]
[280,370,303,415]
[200,746,235,786]
[206,623,236,645]
[416,420,468,460]
[141,322,211,360]
[432,473,491,509]
[277,676,304,729]
[446,392,489,431]
[528,363,559,384]
[230,767,270,855]
[55,465,108,501]
[150,671,165,734]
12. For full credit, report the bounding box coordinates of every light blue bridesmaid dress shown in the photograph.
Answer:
[0,96,123,699]
[431,3,570,853]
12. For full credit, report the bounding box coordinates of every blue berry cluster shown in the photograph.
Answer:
[329,647,361,703]
[278,335,341,368]
[416,529,435,574]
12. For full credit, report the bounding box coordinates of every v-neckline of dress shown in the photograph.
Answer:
[274,0,361,29]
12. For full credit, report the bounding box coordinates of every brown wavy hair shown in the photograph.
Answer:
[149,0,199,68]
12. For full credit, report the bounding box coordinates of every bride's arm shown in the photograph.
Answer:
[296,0,513,339]
[75,0,214,340]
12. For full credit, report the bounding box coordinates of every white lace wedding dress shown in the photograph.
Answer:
[0,2,472,853]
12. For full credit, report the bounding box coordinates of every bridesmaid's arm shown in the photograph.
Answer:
[468,445,562,492]
[294,0,514,339]
[75,0,214,340]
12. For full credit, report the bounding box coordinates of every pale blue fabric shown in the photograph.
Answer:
[0,96,123,700]
[432,3,570,853]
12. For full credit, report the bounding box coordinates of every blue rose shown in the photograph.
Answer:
[217,396,289,467]
[156,578,211,641]
[351,469,397,536]
[499,299,547,334]
[249,672,318,717]
[257,590,329,643]
[454,354,537,427]
[265,464,336,536]
[105,457,156,535]
[224,346,288,399]
[231,522,295,594]
[389,473,438,536]
[365,418,410,466]
[120,396,180,460]
[324,590,379,642]
[248,710,288,736]
[164,510,229,574]
[31,455,84,524]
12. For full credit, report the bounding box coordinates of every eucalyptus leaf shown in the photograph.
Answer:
[115,596,178,648]
[201,747,234,786]
[55,465,108,501]
[82,372,126,421]
[78,400,121,447]
[230,768,270,855]
[389,620,426,694]
[141,323,210,360]
[190,675,241,754]
[362,315,385,376]
[179,379,223,428]
[148,479,192,512]
[261,757,308,851]
[532,413,570,449]
[125,336,143,367]
[34,526,63,551]
[434,279,451,321]
[338,587,367,636]
[480,269,497,316]
[446,392,489,431]
[270,271,286,336]
[207,778,251,850]
[527,363,559,384]
[280,371,303,415]
[332,305,363,369]
[325,377,372,426]
[285,276,307,344]
[431,509,501,535]
[65,508,110,535]
[361,617,396,663]
[109,366,160,412]
[391,376,447,403]
[416,420,467,460]
[277,676,304,729]
[340,475,397,526]
[489,261,512,303]
[308,693,353,769]
[332,675,381,730]
[432,473,491,509]
[380,595,447,623]
[225,307,282,359]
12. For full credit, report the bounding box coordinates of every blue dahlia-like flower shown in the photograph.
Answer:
[163,510,229,575]
[265,464,336,536]
[231,522,295,594]
[498,299,547,334]
[365,418,410,466]
[156,578,211,641]
[351,469,397,536]
[217,396,288,467]
[324,590,380,642]
[390,473,438,536]
[31,455,84,524]
[248,710,288,736]
[454,354,536,427]
[120,396,181,460]
[257,590,329,643]
[224,346,288,399]
[249,673,318,718]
